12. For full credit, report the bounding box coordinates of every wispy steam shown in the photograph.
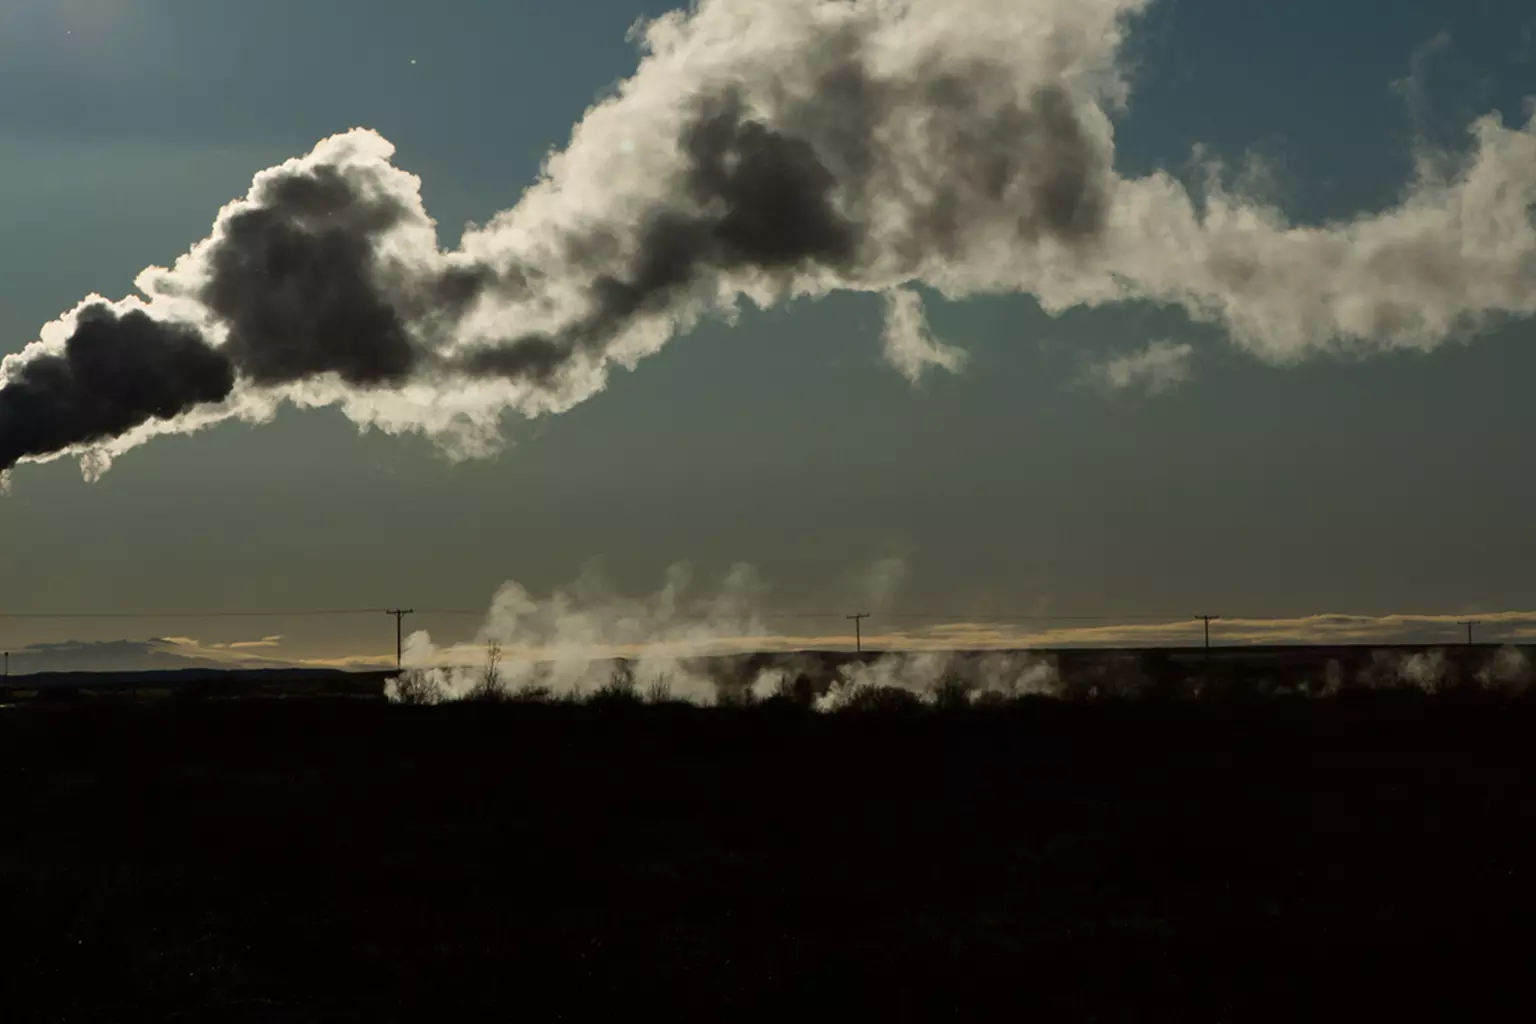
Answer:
[384,560,1536,707]
[4,0,1536,479]
[387,558,1070,707]
[880,288,969,382]
[816,649,1060,710]
[397,562,781,704]
[847,554,911,613]
[1090,339,1194,394]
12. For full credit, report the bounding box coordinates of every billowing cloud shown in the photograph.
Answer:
[1,0,1533,481]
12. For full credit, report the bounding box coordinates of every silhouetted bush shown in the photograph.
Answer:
[510,684,557,703]
[933,675,973,711]
[841,685,925,713]
[589,665,641,706]
[464,644,510,703]
[392,670,443,706]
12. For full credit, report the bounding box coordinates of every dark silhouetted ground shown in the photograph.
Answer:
[1,684,1534,1020]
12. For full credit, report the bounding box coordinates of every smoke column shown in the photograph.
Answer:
[3,0,1535,480]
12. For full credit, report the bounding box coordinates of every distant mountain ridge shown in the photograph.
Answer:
[2,666,384,690]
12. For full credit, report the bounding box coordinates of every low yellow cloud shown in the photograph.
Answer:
[228,635,284,649]
[368,611,1536,670]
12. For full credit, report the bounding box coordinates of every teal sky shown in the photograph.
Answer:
[1,0,1534,668]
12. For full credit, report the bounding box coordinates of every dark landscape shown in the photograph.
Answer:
[6,642,1528,706]
[2,645,1533,1020]
[2,0,1533,1019]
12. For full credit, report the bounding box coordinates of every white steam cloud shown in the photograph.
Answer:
[382,560,1536,707]
[1090,339,1194,394]
[815,650,1060,710]
[880,288,969,383]
[393,562,782,705]
[1356,645,1533,695]
[385,559,1061,708]
[3,0,1535,480]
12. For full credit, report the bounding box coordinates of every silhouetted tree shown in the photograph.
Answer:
[466,643,507,702]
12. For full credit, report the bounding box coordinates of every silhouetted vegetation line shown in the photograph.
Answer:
[380,642,1536,708]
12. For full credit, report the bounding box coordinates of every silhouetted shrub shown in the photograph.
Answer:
[589,665,641,706]
[934,675,973,711]
[511,684,557,704]
[464,644,509,702]
[842,685,925,713]
[392,670,443,706]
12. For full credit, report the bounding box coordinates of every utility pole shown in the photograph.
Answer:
[385,609,414,669]
[1194,614,1220,650]
[847,613,870,654]
[1458,620,1482,646]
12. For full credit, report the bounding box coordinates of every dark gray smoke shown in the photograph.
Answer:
[199,163,423,388]
[2,0,1534,481]
[453,88,865,382]
[0,306,233,472]
[427,40,1116,387]
[0,157,433,472]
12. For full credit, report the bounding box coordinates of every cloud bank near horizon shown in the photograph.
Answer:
[0,0,1533,482]
[392,561,1536,678]
[9,611,1536,676]
[391,562,1536,704]
[401,610,1536,668]
[0,634,297,675]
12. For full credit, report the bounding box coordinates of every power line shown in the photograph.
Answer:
[0,602,1293,625]
[0,608,386,621]
[879,613,1196,623]
[0,608,491,622]
[0,608,1217,627]
[0,606,1519,633]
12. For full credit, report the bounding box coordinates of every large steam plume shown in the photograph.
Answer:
[4,0,1536,479]
[388,558,1065,707]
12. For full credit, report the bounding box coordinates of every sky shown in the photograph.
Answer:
[1,0,1535,672]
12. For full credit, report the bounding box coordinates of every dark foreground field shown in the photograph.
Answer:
[2,694,1534,1021]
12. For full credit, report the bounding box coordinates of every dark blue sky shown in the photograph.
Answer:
[1,0,1533,662]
